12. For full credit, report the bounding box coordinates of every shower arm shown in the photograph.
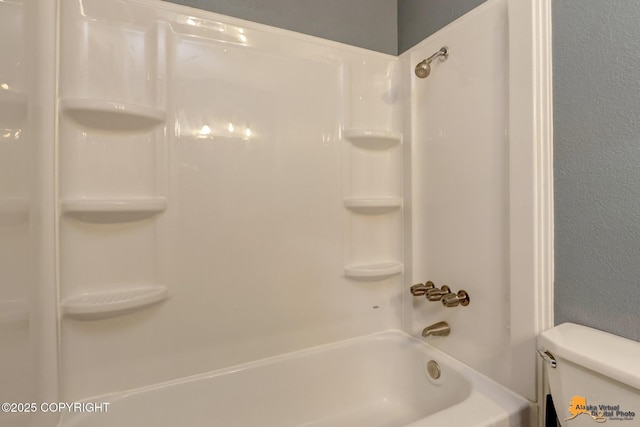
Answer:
[426,47,449,64]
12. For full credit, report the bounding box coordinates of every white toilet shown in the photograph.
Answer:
[538,323,640,426]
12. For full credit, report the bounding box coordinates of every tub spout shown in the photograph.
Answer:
[422,321,450,338]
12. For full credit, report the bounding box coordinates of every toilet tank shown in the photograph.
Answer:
[538,323,640,426]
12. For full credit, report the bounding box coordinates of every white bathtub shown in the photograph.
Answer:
[59,331,529,427]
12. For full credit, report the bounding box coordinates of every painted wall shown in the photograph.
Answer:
[167,0,484,56]
[397,0,486,53]
[553,0,640,341]
[164,0,489,55]
[162,0,398,55]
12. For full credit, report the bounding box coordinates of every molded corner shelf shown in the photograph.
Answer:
[60,98,166,132]
[62,285,168,319]
[61,197,167,222]
[344,262,403,280]
[344,197,402,214]
[343,129,402,150]
[0,89,27,124]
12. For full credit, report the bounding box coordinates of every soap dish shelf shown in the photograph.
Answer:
[344,197,402,214]
[343,129,402,150]
[344,262,403,280]
[60,98,166,132]
[61,197,167,222]
[62,285,168,319]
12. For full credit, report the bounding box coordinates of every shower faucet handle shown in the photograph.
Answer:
[425,285,451,301]
[441,290,470,307]
[410,281,435,296]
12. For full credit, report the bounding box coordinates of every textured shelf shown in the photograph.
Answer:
[60,98,166,132]
[344,262,403,280]
[0,299,29,325]
[344,197,402,214]
[0,89,27,124]
[343,129,402,150]
[62,285,168,319]
[61,197,166,222]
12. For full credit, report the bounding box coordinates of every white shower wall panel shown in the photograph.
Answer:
[404,0,535,400]
[0,1,58,425]
[59,0,402,400]
[0,0,31,418]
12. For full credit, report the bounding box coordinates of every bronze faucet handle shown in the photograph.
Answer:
[442,290,470,307]
[410,281,435,296]
[425,285,450,301]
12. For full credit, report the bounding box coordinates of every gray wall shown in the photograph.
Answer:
[553,0,640,341]
[162,0,485,56]
[397,0,485,53]
[161,0,398,55]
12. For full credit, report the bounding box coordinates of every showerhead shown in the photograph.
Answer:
[415,60,431,78]
[414,47,449,79]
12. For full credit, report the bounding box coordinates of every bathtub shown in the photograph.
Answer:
[58,331,529,427]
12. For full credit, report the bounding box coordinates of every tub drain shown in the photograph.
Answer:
[426,360,441,379]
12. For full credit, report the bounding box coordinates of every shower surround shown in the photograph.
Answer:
[0,0,552,425]
[57,0,404,401]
